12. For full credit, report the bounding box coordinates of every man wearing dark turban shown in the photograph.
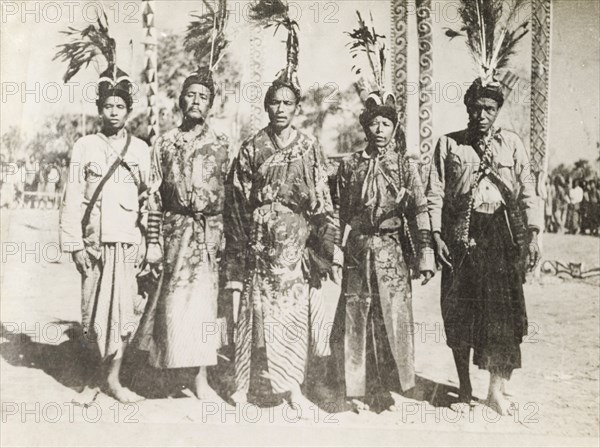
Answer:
[426,78,541,415]
[332,89,435,413]
[138,67,230,400]
[224,73,341,412]
[60,68,150,403]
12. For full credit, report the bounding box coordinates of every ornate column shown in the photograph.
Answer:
[531,0,552,178]
[391,0,408,130]
[142,0,159,144]
[531,0,552,279]
[416,0,433,182]
[249,32,263,135]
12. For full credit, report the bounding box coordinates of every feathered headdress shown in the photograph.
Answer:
[184,0,229,73]
[444,0,529,92]
[180,0,230,104]
[53,8,132,107]
[249,0,301,98]
[346,11,399,135]
[346,11,389,104]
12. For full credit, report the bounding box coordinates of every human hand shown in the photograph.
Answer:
[72,249,91,274]
[145,243,163,265]
[330,264,343,285]
[433,233,452,270]
[421,270,435,285]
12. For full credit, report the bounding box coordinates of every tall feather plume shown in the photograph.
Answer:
[248,0,299,90]
[53,9,116,83]
[492,0,529,71]
[345,10,387,98]
[445,0,529,84]
[284,24,299,87]
[184,0,229,72]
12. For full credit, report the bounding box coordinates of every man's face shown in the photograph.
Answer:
[266,86,298,131]
[467,97,500,135]
[181,84,211,122]
[367,116,395,148]
[100,96,129,131]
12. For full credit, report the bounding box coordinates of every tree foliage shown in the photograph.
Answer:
[1,126,25,161]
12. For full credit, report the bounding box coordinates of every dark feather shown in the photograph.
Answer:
[248,0,287,26]
[444,27,464,40]
[249,0,301,89]
[184,0,229,71]
[451,0,529,78]
[53,12,115,83]
[496,21,529,70]
[492,0,529,70]
[345,10,387,91]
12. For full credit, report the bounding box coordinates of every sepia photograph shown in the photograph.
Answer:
[0,0,598,446]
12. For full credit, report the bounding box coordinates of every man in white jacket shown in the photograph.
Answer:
[60,68,150,403]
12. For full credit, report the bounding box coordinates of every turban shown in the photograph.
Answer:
[180,67,216,108]
[96,67,133,110]
[359,91,399,131]
[464,77,505,109]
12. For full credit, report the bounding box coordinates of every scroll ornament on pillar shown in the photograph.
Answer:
[142,0,159,144]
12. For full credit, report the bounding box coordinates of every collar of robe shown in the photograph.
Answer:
[362,140,397,160]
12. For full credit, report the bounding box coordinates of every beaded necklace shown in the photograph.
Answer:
[458,127,500,248]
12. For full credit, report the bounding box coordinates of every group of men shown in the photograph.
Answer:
[0,156,66,209]
[58,67,541,417]
[57,2,542,418]
[545,177,600,235]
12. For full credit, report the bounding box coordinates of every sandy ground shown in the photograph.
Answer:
[0,209,598,447]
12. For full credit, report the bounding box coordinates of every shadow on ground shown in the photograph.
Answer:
[0,322,466,412]
[0,321,89,391]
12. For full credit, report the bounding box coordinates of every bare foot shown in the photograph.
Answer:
[71,386,100,407]
[192,379,220,401]
[105,384,145,403]
[501,381,513,397]
[289,388,314,419]
[487,391,514,416]
[230,390,249,406]
[349,398,370,413]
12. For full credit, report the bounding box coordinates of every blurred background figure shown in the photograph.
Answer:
[553,175,569,233]
[13,160,25,208]
[23,155,38,209]
[586,179,600,236]
[566,178,584,234]
[58,159,69,197]
[42,163,61,209]
[581,180,591,234]
[544,177,556,233]
[0,162,15,208]
[35,158,48,209]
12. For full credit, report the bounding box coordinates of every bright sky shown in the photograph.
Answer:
[1,0,598,166]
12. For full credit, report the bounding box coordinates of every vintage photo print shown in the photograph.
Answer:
[1,0,598,446]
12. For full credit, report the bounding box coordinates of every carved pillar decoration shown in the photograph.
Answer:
[249,32,263,135]
[416,0,433,181]
[142,0,159,144]
[391,0,408,130]
[531,0,552,180]
[531,0,552,280]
